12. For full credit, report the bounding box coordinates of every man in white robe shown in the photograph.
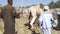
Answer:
[39,6,54,34]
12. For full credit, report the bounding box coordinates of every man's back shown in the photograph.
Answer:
[1,5,16,34]
[1,5,14,19]
[41,13,52,28]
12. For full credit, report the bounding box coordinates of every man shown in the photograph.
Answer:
[0,0,20,34]
[39,6,54,34]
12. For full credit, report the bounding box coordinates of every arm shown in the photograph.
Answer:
[39,14,43,28]
[50,14,55,25]
[0,9,3,18]
[12,7,20,18]
[0,10,1,18]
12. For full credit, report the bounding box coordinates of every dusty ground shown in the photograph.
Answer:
[0,14,60,34]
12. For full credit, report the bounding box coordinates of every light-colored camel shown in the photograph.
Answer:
[29,5,43,29]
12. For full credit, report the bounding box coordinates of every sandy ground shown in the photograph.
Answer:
[0,15,60,34]
[15,16,60,34]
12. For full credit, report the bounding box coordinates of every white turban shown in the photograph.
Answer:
[43,5,49,11]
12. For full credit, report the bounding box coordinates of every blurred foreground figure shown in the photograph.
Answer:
[29,4,42,29]
[0,0,20,34]
[39,6,54,34]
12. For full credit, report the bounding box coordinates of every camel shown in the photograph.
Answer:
[28,4,43,29]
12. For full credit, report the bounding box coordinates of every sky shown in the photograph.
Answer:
[0,0,58,7]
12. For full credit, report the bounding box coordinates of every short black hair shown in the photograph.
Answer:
[7,0,13,5]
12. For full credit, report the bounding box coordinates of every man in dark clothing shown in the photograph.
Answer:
[0,0,20,34]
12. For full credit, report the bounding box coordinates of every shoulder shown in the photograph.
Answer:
[11,6,15,10]
[1,6,6,10]
[48,13,53,17]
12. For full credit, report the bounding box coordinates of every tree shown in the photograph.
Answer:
[48,1,55,9]
[40,4,44,8]
[48,0,60,8]
[55,0,60,8]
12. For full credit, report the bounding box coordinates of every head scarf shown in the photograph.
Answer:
[43,5,49,12]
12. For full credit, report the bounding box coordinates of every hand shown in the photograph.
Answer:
[16,9,20,13]
[41,27,42,29]
[17,11,20,13]
[0,10,1,12]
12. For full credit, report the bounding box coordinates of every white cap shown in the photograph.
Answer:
[43,5,49,10]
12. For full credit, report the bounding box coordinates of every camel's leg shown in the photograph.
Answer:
[30,16,37,28]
